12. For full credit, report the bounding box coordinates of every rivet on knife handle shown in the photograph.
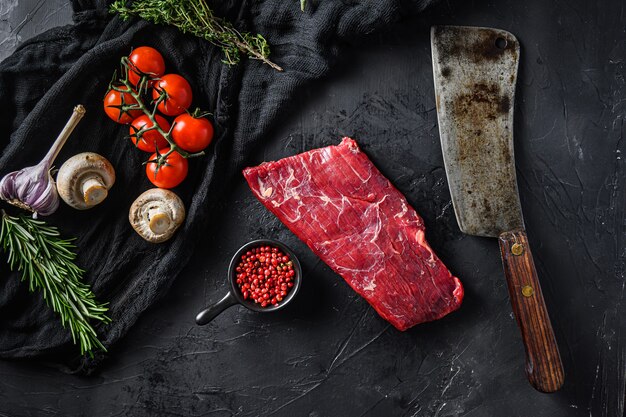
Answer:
[499,230,565,393]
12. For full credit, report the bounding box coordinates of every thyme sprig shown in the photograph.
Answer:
[110,0,283,71]
[0,211,110,356]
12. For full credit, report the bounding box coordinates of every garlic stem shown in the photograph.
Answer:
[42,105,86,167]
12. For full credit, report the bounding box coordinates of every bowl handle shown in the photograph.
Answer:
[195,291,238,325]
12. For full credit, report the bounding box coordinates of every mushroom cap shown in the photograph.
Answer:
[57,152,116,210]
[129,188,185,243]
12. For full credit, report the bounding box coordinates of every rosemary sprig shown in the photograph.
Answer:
[0,210,110,356]
[110,0,283,71]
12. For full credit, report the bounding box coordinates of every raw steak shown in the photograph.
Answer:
[243,138,463,330]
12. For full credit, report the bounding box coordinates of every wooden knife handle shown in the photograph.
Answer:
[498,230,564,393]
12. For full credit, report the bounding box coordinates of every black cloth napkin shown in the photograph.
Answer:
[0,0,435,373]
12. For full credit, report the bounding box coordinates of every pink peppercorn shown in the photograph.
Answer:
[235,245,296,308]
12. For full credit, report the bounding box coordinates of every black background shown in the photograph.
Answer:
[0,0,624,416]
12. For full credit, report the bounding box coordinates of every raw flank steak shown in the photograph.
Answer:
[243,138,463,330]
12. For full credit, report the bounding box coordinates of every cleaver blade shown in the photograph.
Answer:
[431,25,523,237]
[431,25,564,393]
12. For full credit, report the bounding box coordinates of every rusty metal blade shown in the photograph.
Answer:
[431,25,524,238]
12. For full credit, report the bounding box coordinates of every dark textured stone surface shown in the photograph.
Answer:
[0,0,71,61]
[0,0,624,416]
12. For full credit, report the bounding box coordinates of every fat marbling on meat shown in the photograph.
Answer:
[243,137,463,330]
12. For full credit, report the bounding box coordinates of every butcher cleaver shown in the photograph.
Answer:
[431,25,564,393]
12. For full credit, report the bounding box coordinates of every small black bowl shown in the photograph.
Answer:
[195,239,302,325]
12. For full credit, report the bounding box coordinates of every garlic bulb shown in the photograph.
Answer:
[0,105,85,217]
[0,164,59,216]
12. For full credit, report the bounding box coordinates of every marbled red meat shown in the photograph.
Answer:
[243,138,463,330]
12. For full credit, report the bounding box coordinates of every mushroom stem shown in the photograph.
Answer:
[148,208,171,234]
[82,177,108,205]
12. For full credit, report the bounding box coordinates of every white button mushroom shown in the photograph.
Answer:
[57,152,116,210]
[129,188,185,243]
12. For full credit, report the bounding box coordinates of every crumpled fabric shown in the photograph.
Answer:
[0,0,435,373]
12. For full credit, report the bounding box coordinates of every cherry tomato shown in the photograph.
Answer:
[128,46,165,86]
[171,114,214,152]
[129,115,171,152]
[145,149,188,189]
[103,88,142,124]
[152,74,192,116]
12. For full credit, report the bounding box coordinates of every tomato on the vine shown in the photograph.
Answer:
[129,115,171,152]
[103,89,142,124]
[152,74,192,116]
[128,46,165,86]
[171,114,214,152]
[145,149,188,189]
